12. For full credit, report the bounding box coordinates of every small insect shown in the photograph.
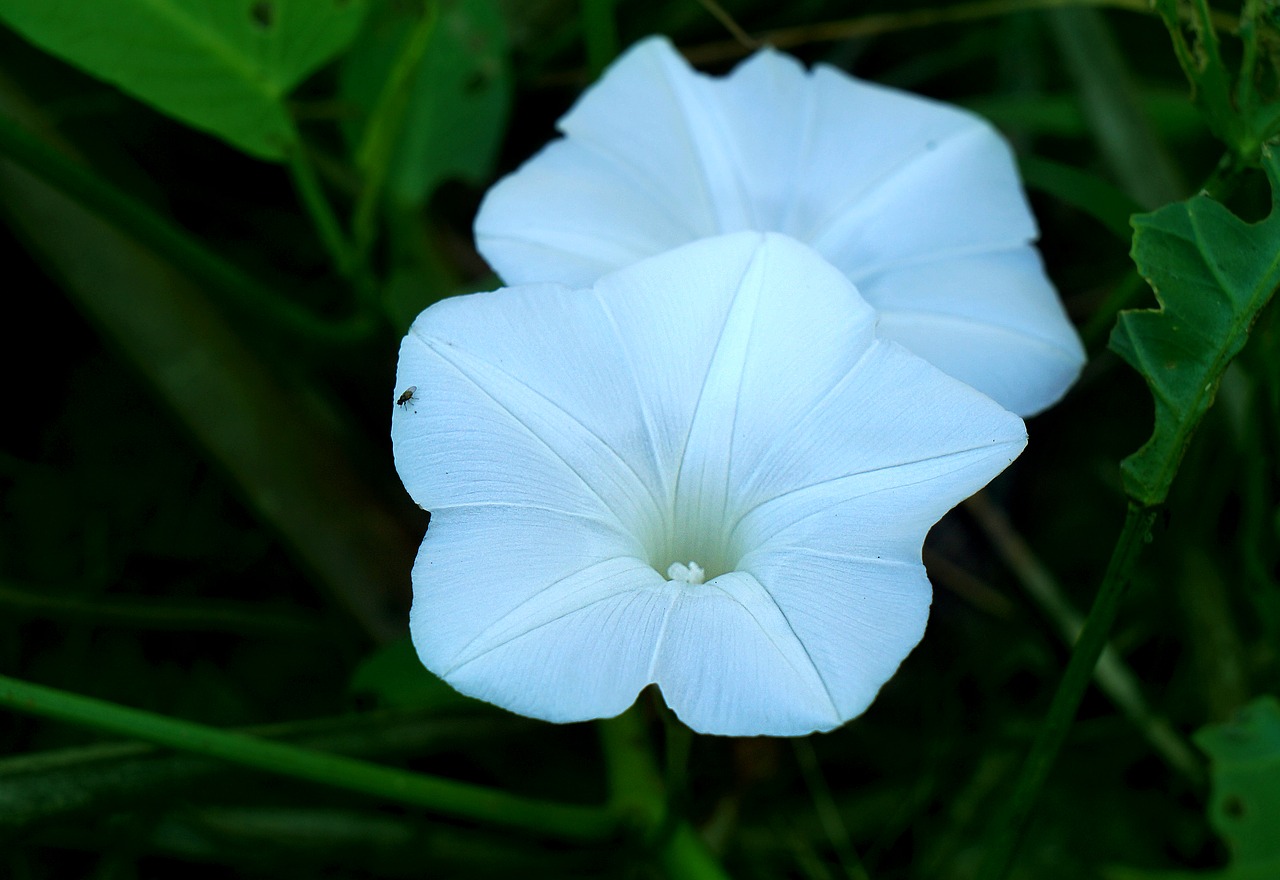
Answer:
[396,385,417,408]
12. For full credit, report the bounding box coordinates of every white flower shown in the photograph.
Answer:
[392,233,1026,736]
[474,36,1085,417]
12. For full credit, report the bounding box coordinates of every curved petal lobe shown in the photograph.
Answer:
[410,505,665,723]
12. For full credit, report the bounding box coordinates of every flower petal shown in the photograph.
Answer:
[726,337,1027,545]
[474,35,1085,416]
[392,280,672,534]
[650,571,842,736]
[656,234,878,552]
[410,505,667,722]
[472,138,699,288]
[862,249,1087,416]
[396,232,1027,734]
[734,550,932,725]
[722,432,1022,728]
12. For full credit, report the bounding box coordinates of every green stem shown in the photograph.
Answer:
[600,706,665,830]
[660,824,735,880]
[352,1,441,262]
[976,503,1157,880]
[0,708,510,828]
[0,673,616,842]
[1236,0,1262,115]
[793,739,870,880]
[0,578,324,640]
[287,145,359,279]
[964,494,1202,782]
[599,706,732,880]
[580,0,620,79]
[681,0,1238,66]
[0,113,374,348]
[1047,6,1184,209]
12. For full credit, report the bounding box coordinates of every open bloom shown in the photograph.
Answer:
[392,233,1026,735]
[475,36,1085,417]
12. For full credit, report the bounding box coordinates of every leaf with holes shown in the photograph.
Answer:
[0,0,367,160]
[1110,148,1280,507]
[339,0,510,207]
[1193,697,1280,878]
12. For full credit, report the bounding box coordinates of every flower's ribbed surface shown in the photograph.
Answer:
[474,36,1085,416]
[393,233,1026,735]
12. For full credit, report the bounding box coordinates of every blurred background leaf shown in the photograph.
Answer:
[340,0,511,210]
[0,0,368,160]
[0,1,1277,878]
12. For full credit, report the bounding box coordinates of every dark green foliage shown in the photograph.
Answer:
[1112,150,1280,506]
[0,1,1277,879]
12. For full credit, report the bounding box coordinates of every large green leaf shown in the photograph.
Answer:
[1110,149,1280,506]
[0,0,367,160]
[340,0,510,207]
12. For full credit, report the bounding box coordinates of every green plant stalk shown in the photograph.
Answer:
[792,739,871,880]
[581,0,620,79]
[352,2,441,260]
[660,825,736,880]
[1017,154,1143,241]
[680,0,1241,66]
[0,578,325,639]
[599,708,731,880]
[1236,0,1262,114]
[963,494,1202,782]
[0,673,615,842]
[976,503,1157,880]
[288,145,360,278]
[0,708,512,828]
[1047,6,1184,208]
[0,113,374,348]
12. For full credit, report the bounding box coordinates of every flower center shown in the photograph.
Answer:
[666,560,706,585]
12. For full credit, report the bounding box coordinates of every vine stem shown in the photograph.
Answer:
[0,673,616,842]
[964,494,1202,782]
[679,0,1238,65]
[976,503,1157,880]
[288,145,359,280]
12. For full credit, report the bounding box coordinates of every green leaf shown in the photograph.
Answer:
[0,0,368,160]
[1109,149,1280,506]
[340,0,511,207]
[1152,0,1280,164]
[350,638,484,712]
[1193,697,1280,877]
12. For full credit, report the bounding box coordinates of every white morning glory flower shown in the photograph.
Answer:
[474,36,1085,417]
[392,232,1026,736]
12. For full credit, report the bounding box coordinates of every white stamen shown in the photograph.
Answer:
[666,560,706,585]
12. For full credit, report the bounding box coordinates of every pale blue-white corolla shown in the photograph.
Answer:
[392,233,1026,736]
